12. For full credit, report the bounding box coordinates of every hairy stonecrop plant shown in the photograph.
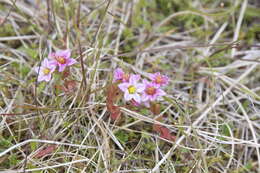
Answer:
[107,68,175,141]
[114,68,168,106]
[35,56,175,141]
[35,49,78,93]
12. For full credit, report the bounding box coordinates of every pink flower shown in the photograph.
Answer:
[35,59,56,82]
[149,72,169,87]
[141,79,166,102]
[113,68,130,82]
[48,49,77,72]
[118,74,145,103]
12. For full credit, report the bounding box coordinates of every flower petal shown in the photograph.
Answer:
[49,60,58,66]
[34,67,41,73]
[143,101,150,107]
[142,79,149,85]
[132,94,141,103]
[114,68,124,81]
[118,83,129,92]
[58,64,66,72]
[124,92,132,101]
[141,94,149,102]
[150,94,157,101]
[55,49,70,58]
[43,58,51,67]
[67,58,77,66]
[129,74,140,84]
[37,74,45,82]
[44,74,52,82]
[136,83,145,92]
[157,89,166,96]
[49,65,56,72]
[61,49,71,58]
[48,52,55,60]
[149,73,156,80]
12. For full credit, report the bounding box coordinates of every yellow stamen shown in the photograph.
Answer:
[43,68,50,75]
[155,76,163,84]
[146,87,156,95]
[128,85,136,94]
[56,56,66,64]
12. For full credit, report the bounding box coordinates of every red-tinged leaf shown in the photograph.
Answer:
[160,126,176,141]
[62,69,70,79]
[63,80,77,93]
[110,109,121,121]
[56,80,78,94]
[0,18,4,25]
[55,85,63,91]
[150,103,160,115]
[153,124,161,132]
[130,99,141,107]
[0,113,27,116]
[153,124,176,141]
[106,84,121,121]
[34,145,57,158]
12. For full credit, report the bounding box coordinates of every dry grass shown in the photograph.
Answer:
[0,0,260,172]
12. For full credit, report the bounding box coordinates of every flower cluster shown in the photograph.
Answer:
[35,49,77,82]
[114,68,169,106]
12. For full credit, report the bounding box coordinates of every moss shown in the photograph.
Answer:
[243,24,260,43]
[0,23,15,37]
[115,130,129,144]
[207,52,232,67]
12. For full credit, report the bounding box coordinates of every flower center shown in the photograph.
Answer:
[55,56,66,64]
[43,68,50,75]
[155,76,163,84]
[128,85,136,94]
[145,86,156,95]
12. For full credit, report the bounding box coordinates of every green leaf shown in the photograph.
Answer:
[30,141,37,152]
[20,66,31,77]
[8,154,21,166]
[115,130,129,144]
[38,82,46,93]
